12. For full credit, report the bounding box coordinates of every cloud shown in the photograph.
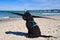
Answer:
[18,0,60,9]
[31,0,60,5]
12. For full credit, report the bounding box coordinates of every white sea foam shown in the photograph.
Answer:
[41,13,60,16]
[0,16,10,19]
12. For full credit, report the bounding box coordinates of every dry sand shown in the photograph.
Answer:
[0,16,60,40]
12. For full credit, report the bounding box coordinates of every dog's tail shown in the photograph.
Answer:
[40,35,57,38]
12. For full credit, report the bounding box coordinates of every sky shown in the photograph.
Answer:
[0,0,60,10]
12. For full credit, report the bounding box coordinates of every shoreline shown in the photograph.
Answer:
[0,16,60,23]
[0,16,60,20]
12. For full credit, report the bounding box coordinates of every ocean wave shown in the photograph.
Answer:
[41,13,60,16]
[0,16,10,19]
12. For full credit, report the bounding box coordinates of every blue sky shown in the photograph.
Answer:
[0,0,60,10]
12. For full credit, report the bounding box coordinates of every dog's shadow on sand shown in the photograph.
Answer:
[5,31,28,37]
[5,31,57,38]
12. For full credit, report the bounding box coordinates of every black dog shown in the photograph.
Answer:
[22,11,41,38]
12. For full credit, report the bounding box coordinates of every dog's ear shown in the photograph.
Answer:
[32,15,42,18]
[7,11,24,16]
[32,15,56,20]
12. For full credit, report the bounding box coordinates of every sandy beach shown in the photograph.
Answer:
[0,16,60,40]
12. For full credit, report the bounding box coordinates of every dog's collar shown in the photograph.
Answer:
[29,20,37,27]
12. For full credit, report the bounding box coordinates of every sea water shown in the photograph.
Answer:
[0,11,60,19]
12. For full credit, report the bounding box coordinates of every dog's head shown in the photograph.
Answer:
[22,11,33,21]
